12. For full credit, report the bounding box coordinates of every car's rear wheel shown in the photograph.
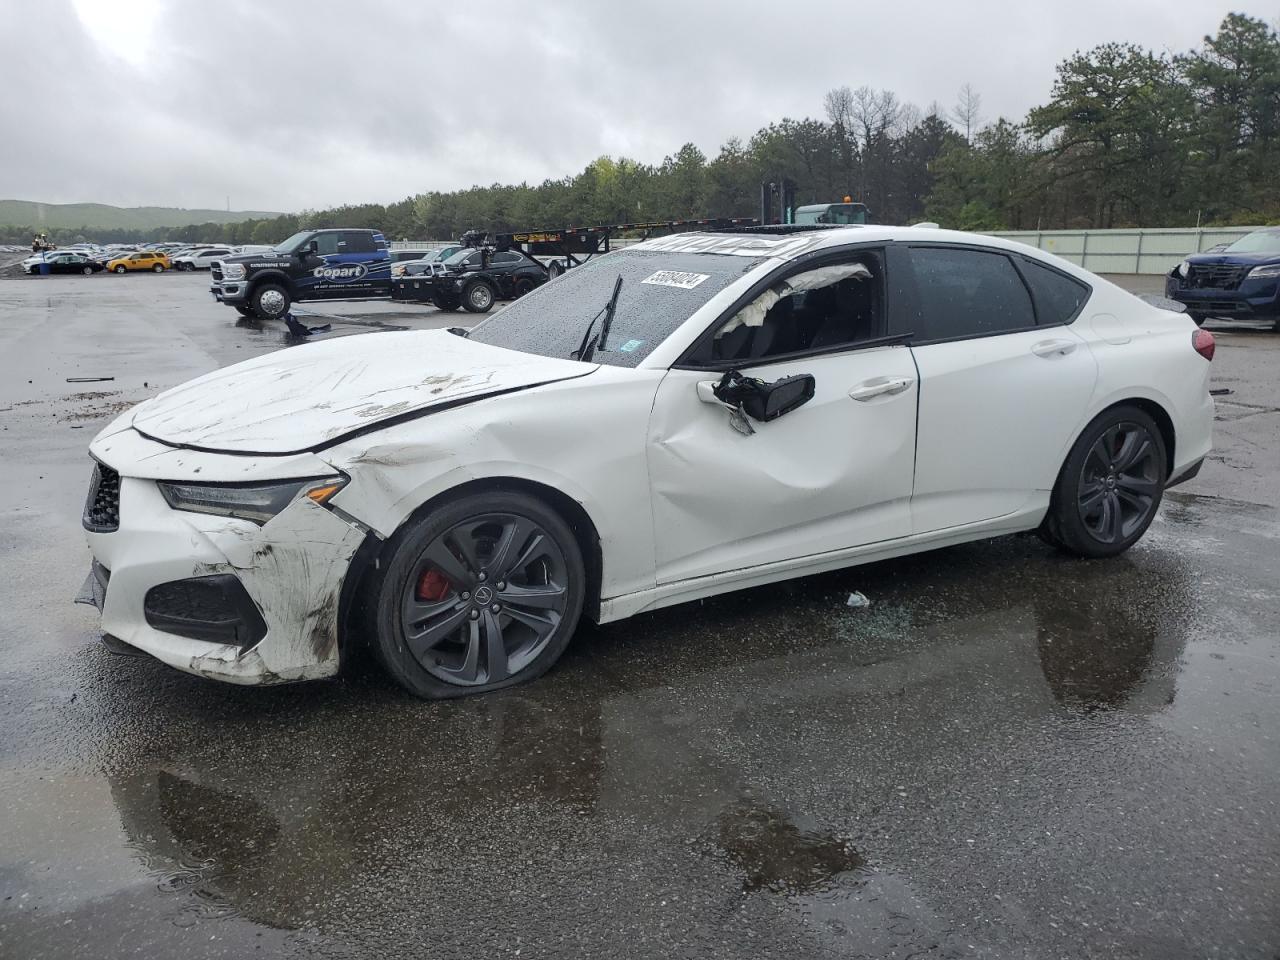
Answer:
[368,491,585,699]
[512,276,536,298]
[462,280,495,313]
[82,266,93,275]
[1040,405,1167,559]
[252,283,290,320]
[153,263,165,273]
[114,265,126,274]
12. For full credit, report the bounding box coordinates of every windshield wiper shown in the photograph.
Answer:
[573,275,623,363]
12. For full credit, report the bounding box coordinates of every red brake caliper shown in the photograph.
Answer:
[416,569,452,602]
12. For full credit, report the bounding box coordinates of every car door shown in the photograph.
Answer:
[899,244,1098,533]
[647,247,918,585]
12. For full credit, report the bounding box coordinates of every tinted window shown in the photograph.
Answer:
[1019,258,1090,324]
[493,251,520,265]
[697,252,885,365]
[314,233,341,256]
[908,247,1035,341]
[468,249,761,368]
[343,231,377,254]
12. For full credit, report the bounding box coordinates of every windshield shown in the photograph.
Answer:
[467,248,762,367]
[272,231,312,254]
[1224,229,1280,255]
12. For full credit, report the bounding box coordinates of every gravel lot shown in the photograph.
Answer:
[1,270,1277,959]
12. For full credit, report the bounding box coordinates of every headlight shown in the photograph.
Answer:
[1246,263,1280,280]
[1177,260,1191,277]
[157,476,347,525]
[221,263,246,280]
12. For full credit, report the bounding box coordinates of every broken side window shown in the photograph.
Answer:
[705,252,885,364]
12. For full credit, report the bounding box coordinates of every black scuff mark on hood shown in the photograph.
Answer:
[129,373,594,458]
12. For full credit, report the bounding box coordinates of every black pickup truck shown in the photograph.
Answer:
[210,228,392,319]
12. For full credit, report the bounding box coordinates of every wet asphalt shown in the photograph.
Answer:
[0,269,1278,959]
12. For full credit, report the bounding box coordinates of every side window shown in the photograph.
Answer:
[1019,257,1090,325]
[465,252,482,267]
[700,251,885,365]
[907,247,1036,342]
[492,251,519,265]
[131,254,145,261]
[342,231,376,254]
[313,233,342,256]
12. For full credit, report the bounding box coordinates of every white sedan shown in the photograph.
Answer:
[79,226,1215,698]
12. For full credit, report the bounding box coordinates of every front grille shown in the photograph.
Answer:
[1187,263,1249,290]
[83,463,120,532]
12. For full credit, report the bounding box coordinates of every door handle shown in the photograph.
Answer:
[848,376,914,401]
[1031,338,1077,358]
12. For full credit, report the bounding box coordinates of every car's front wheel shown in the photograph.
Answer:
[252,283,290,320]
[1040,405,1167,558]
[114,265,126,274]
[368,491,585,699]
[153,263,165,273]
[431,291,460,312]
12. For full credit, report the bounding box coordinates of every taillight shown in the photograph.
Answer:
[1192,328,1215,361]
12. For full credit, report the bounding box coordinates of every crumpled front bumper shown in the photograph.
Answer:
[81,470,369,685]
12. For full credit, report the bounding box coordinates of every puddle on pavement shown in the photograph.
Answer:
[707,802,865,894]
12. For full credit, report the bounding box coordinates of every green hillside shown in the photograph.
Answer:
[0,199,281,231]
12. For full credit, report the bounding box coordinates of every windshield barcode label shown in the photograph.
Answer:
[641,270,709,290]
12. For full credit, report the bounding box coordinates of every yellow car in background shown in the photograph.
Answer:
[107,251,172,274]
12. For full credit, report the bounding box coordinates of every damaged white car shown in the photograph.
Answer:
[79,225,1215,698]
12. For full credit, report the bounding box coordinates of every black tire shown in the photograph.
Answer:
[548,260,564,279]
[1040,405,1167,559]
[251,283,290,320]
[462,280,495,313]
[512,276,536,298]
[431,291,460,312]
[367,491,586,699]
[153,263,165,273]
[114,265,127,274]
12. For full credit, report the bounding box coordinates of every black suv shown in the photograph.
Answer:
[211,228,392,319]
[391,246,548,313]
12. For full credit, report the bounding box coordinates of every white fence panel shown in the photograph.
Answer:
[987,227,1261,275]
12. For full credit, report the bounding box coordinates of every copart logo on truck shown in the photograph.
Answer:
[313,263,368,282]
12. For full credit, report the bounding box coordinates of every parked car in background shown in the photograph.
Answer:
[23,249,94,273]
[80,224,1213,698]
[172,247,234,271]
[44,252,106,275]
[107,251,172,273]
[390,246,463,277]
[1165,227,1280,330]
[392,246,548,312]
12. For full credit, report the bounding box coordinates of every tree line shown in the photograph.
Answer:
[6,12,1276,248]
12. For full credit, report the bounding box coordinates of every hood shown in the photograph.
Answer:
[129,330,595,455]
[1186,251,1280,266]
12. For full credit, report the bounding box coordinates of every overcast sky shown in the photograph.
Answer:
[2,0,1275,213]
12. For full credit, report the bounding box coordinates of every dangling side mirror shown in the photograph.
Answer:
[712,370,816,422]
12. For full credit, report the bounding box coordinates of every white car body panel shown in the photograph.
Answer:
[129,330,595,453]
[647,346,918,583]
[80,225,1215,686]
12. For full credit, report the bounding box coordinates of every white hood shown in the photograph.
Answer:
[130,329,595,454]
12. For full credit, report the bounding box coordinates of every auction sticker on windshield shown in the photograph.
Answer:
[641,270,709,290]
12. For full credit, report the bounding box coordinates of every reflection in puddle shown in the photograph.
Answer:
[709,802,864,894]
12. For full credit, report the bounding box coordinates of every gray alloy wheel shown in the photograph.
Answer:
[82,265,93,275]
[463,280,495,313]
[114,265,127,274]
[1040,405,1167,559]
[153,263,164,272]
[369,491,585,699]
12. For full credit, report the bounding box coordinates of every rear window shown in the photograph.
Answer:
[1019,257,1090,325]
[467,248,761,367]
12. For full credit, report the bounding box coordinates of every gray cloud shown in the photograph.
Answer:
[1,0,1270,212]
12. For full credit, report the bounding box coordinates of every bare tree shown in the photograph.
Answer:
[823,85,855,130]
[951,83,984,143]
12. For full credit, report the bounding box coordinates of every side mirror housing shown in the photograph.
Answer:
[712,370,816,422]
[305,239,319,255]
